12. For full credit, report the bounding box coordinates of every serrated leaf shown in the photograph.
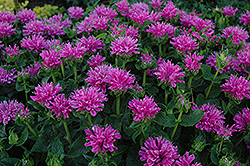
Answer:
[16,127,28,146]
[132,131,140,143]
[180,109,204,127]
[8,130,18,145]
[201,64,213,81]
[30,135,49,153]
[67,135,88,158]
[15,83,24,92]
[50,137,64,156]
[0,158,19,166]
[154,112,177,127]
[28,100,44,111]
[196,93,205,105]
[95,33,107,40]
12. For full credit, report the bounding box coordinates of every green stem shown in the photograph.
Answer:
[159,43,162,56]
[87,113,92,126]
[218,139,224,152]
[60,60,65,78]
[205,68,220,99]
[122,59,126,70]
[188,76,193,89]
[73,66,77,82]
[63,120,72,144]
[171,110,183,140]
[140,125,144,147]
[143,70,147,87]
[26,122,36,136]
[116,95,120,115]
[139,29,142,43]
[115,56,118,67]
[23,80,28,106]
[247,73,250,81]
[235,134,246,147]
[165,90,168,106]
[51,72,56,84]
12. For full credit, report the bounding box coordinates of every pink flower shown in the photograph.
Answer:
[124,25,140,39]
[46,14,72,28]
[47,94,72,119]
[31,82,62,107]
[0,22,15,37]
[146,22,176,39]
[184,52,204,74]
[141,51,154,67]
[131,2,149,11]
[18,106,31,120]
[85,125,121,154]
[105,68,135,93]
[237,50,250,67]
[115,0,130,16]
[175,152,202,166]
[222,26,249,45]
[128,8,149,25]
[222,6,238,16]
[148,11,162,22]
[16,9,37,23]
[85,65,113,92]
[139,136,179,166]
[192,103,225,132]
[128,96,160,121]
[87,53,106,68]
[170,35,199,53]
[180,11,197,27]
[93,16,109,31]
[68,6,84,19]
[25,62,41,77]
[0,100,23,125]
[0,67,17,84]
[154,60,185,88]
[214,123,236,140]
[0,11,16,23]
[61,43,86,60]
[160,1,180,20]
[40,50,61,69]
[192,17,214,32]
[70,86,108,116]
[147,57,165,76]
[149,0,163,8]
[3,44,22,58]
[93,4,118,20]
[221,75,250,100]
[76,36,105,53]
[76,14,96,34]
[239,10,250,25]
[21,35,48,53]
[44,23,65,38]
[233,108,250,131]
[110,36,140,58]
[22,20,46,36]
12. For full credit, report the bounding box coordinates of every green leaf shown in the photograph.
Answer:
[205,84,222,98]
[201,64,213,81]
[28,100,44,111]
[196,93,205,105]
[0,124,6,138]
[132,131,140,143]
[15,83,24,92]
[67,135,88,158]
[180,109,204,127]
[154,112,177,127]
[49,137,64,156]
[210,144,219,165]
[30,135,49,153]
[8,130,18,145]
[0,158,19,166]
[16,127,28,146]
[95,33,107,40]
[147,86,159,96]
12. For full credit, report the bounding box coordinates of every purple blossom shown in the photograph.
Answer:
[2,44,22,58]
[61,43,87,60]
[70,86,108,116]
[128,96,160,121]
[184,52,204,74]
[149,0,163,8]
[221,75,250,100]
[131,2,149,11]
[93,16,109,31]
[175,151,202,166]
[146,22,176,39]
[192,103,225,132]
[148,11,162,22]
[0,11,16,23]
[139,136,179,166]
[87,53,106,68]
[140,51,154,68]
[76,36,105,53]
[16,9,37,23]
[192,17,214,32]
[128,8,150,25]
[124,25,140,39]
[85,125,121,154]
[222,6,238,16]
[21,35,48,53]
[233,108,250,131]
[93,5,118,20]
[236,50,250,67]
[77,14,97,34]
[0,100,23,125]
[154,60,185,88]
[160,1,180,20]
[18,106,31,120]
[239,10,250,25]
[0,22,15,37]
[115,0,130,16]
[40,50,61,69]
[222,26,249,45]
[22,20,46,36]
[0,67,17,85]
[170,35,199,53]
[68,6,84,19]
[214,124,236,140]
[25,62,41,77]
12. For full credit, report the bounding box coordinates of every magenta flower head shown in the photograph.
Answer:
[76,14,96,34]
[214,123,236,140]
[70,86,108,116]
[93,16,109,31]
[31,82,62,107]
[184,52,204,74]
[146,22,176,39]
[222,26,249,45]
[18,106,31,120]
[0,67,17,85]
[61,43,86,60]
[149,0,163,9]
[0,100,23,125]
[22,20,46,36]
[124,25,140,39]
[170,35,199,53]
[131,2,149,11]
[149,11,162,22]
[21,35,48,53]
[87,53,106,68]
[25,62,41,77]
[222,6,238,16]
[93,4,118,20]
[110,36,140,58]
[154,60,185,88]
[76,36,105,54]
[3,44,22,58]
[220,75,250,100]
[105,68,135,94]
[192,17,214,32]
[128,8,150,25]
[17,9,37,23]
[237,51,250,67]
[239,10,250,25]
[40,49,61,69]
[128,96,160,121]
[115,0,130,16]
[139,136,179,166]
[160,1,180,20]
[68,6,84,19]
[175,151,202,166]
[85,125,121,154]
[191,103,225,132]
[0,22,15,37]
[233,107,250,131]
[140,51,154,69]
[47,94,72,119]
[0,11,16,23]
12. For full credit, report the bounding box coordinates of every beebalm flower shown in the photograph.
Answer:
[175,152,202,166]
[93,16,109,31]
[47,14,72,28]
[139,136,179,166]
[31,82,62,107]
[149,11,162,22]
[124,25,140,39]
[85,65,113,92]
[128,96,160,121]
[220,75,250,100]
[25,62,41,77]
[141,51,154,68]
[0,100,23,125]
[131,2,149,11]
[76,36,105,53]
[61,43,87,60]
[23,20,46,36]
[18,106,31,120]
[170,35,199,53]
[149,0,163,9]
[3,44,22,58]
[40,50,61,69]
[21,35,48,53]
[222,26,249,45]
[115,0,130,16]
[0,67,17,85]
[93,4,118,20]
[110,36,140,58]
[70,86,108,116]
[222,6,238,16]
[184,52,204,74]
[234,108,250,131]
[0,22,15,37]
[214,123,236,140]
[191,103,225,132]
[16,9,37,23]
[160,1,180,20]
[77,14,97,34]
[85,125,121,154]
[44,22,65,38]
[239,10,250,26]
[87,53,106,68]
[68,6,84,19]
[0,11,16,23]
[146,22,176,39]
[192,17,214,32]
[47,94,72,119]
[129,8,150,25]
[237,51,250,67]
[105,68,135,93]
[154,60,185,88]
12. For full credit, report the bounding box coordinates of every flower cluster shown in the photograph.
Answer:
[0,67,17,85]
[68,6,84,19]
[22,20,46,36]
[170,35,199,53]
[40,50,61,69]
[222,26,249,45]
[76,36,105,53]
[184,52,204,74]
[161,1,180,20]
[239,10,250,25]
[222,6,238,16]
[16,9,37,23]
[146,22,176,39]
[0,100,23,125]
[87,53,106,68]
[21,35,48,53]
[233,107,250,131]
[0,22,15,37]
